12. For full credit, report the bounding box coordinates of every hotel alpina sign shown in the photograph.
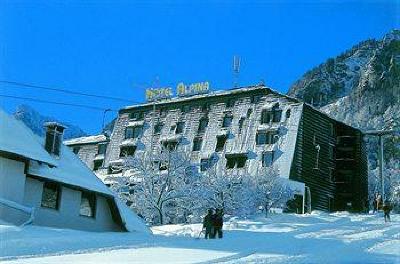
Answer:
[145,81,209,102]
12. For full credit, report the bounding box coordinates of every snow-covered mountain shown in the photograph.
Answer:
[13,104,88,140]
[288,30,400,196]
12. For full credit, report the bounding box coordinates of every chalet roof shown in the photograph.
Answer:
[0,110,149,233]
[64,135,108,146]
[0,109,56,166]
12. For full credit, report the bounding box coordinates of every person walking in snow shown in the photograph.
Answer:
[214,208,224,239]
[383,200,392,222]
[203,209,215,239]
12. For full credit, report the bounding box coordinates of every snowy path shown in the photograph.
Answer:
[1,212,399,263]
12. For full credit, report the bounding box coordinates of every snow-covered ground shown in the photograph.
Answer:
[1,212,399,264]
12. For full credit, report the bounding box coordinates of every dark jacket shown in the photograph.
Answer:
[214,212,223,228]
[383,203,392,213]
[203,213,214,229]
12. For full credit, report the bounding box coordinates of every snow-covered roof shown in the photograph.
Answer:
[64,135,108,146]
[0,110,148,233]
[0,109,57,166]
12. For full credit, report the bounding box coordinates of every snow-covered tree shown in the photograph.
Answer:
[109,146,199,225]
[251,166,294,217]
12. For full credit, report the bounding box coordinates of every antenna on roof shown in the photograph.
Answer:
[233,55,241,88]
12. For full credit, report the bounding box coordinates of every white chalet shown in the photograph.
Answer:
[0,109,149,233]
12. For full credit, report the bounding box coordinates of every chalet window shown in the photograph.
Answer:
[226,156,247,169]
[175,122,185,134]
[93,160,103,171]
[80,191,96,218]
[72,146,80,154]
[120,146,136,157]
[192,137,202,151]
[256,131,279,145]
[262,151,275,167]
[154,122,164,134]
[286,109,291,119]
[125,126,142,139]
[41,181,60,210]
[222,114,233,128]
[215,136,227,152]
[200,159,209,171]
[198,118,208,134]
[129,112,144,121]
[226,99,235,108]
[247,108,253,118]
[97,144,107,155]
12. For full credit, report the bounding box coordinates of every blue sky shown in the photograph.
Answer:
[0,1,398,135]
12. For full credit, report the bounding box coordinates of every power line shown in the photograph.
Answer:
[0,94,117,112]
[0,80,143,104]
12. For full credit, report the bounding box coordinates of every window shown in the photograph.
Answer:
[41,182,60,210]
[93,160,103,171]
[163,141,178,151]
[286,109,291,119]
[247,108,253,118]
[175,122,185,134]
[226,156,247,169]
[108,166,122,174]
[202,103,210,112]
[261,110,272,124]
[251,95,262,103]
[129,112,144,121]
[226,99,235,108]
[328,145,335,160]
[193,137,202,151]
[238,117,245,134]
[222,114,233,128]
[200,159,209,171]
[154,122,163,134]
[155,160,169,171]
[125,126,142,139]
[97,144,107,155]
[329,123,335,137]
[261,105,282,124]
[198,118,208,134]
[262,151,275,167]
[256,131,279,145]
[80,191,96,218]
[215,136,227,152]
[72,146,80,154]
[160,108,167,118]
[181,105,190,113]
[272,109,282,123]
[120,146,136,157]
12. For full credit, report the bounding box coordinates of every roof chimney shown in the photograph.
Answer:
[44,122,67,156]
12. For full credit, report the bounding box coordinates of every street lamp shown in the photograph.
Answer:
[363,129,398,201]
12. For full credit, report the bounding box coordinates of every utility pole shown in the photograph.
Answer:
[364,130,398,201]
[233,55,240,88]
